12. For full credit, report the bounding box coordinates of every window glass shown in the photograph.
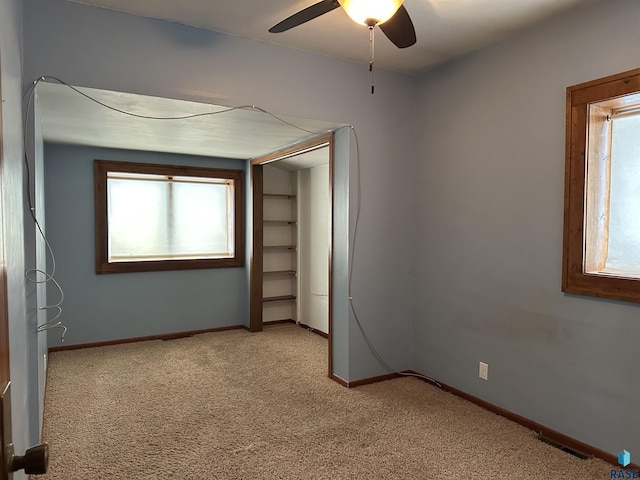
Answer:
[107,174,233,261]
[95,161,244,273]
[607,113,640,273]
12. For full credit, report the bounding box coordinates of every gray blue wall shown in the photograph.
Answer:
[18,0,639,463]
[1,0,35,476]
[44,144,249,346]
[25,96,47,444]
[414,0,640,458]
[24,0,418,381]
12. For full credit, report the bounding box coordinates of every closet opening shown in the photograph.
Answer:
[250,133,334,377]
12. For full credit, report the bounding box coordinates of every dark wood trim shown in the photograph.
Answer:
[249,164,264,332]
[570,68,640,107]
[563,68,640,303]
[331,372,403,388]
[334,368,637,468]
[250,134,332,166]
[48,325,247,352]
[327,133,334,380]
[94,160,245,274]
[330,374,349,387]
[568,67,640,92]
[347,372,404,387]
[441,383,639,469]
[409,371,638,470]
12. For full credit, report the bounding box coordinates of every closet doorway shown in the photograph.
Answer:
[250,133,334,376]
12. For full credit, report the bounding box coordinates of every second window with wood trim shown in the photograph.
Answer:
[563,68,640,302]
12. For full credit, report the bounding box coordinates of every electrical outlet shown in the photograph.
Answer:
[479,362,488,380]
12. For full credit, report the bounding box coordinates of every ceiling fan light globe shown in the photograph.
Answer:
[338,0,404,26]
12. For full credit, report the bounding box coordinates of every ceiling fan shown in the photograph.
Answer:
[269,0,417,49]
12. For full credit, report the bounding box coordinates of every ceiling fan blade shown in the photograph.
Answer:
[269,0,340,33]
[379,5,416,49]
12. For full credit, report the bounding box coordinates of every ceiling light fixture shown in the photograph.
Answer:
[337,0,404,94]
[269,0,414,94]
[338,0,404,27]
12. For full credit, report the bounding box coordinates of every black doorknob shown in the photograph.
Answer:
[9,442,49,475]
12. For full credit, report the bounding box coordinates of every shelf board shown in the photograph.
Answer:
[263,220,296,225]
[264,193,296,198]
[263,295,296,303]
[263,319,296,326]
[264,270,296,276]
[264,245,296,250]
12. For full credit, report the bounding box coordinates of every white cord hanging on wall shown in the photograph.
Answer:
[24,77,67,342]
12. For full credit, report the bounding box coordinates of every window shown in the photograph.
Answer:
[94,160,244,273]
[563,68,640,302]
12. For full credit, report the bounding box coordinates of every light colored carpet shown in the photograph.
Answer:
[34,324,612,479]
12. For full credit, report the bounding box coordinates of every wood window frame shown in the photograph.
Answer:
[563,67,640,302]
[94,160,244,274]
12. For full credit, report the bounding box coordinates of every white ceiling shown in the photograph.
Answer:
[39,0,592,164]
[66,0,590,73]
[36,82,343,163]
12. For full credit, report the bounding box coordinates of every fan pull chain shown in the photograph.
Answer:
[369,25,375,94]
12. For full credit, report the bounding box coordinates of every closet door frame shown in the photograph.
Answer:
[250,133,334,378]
